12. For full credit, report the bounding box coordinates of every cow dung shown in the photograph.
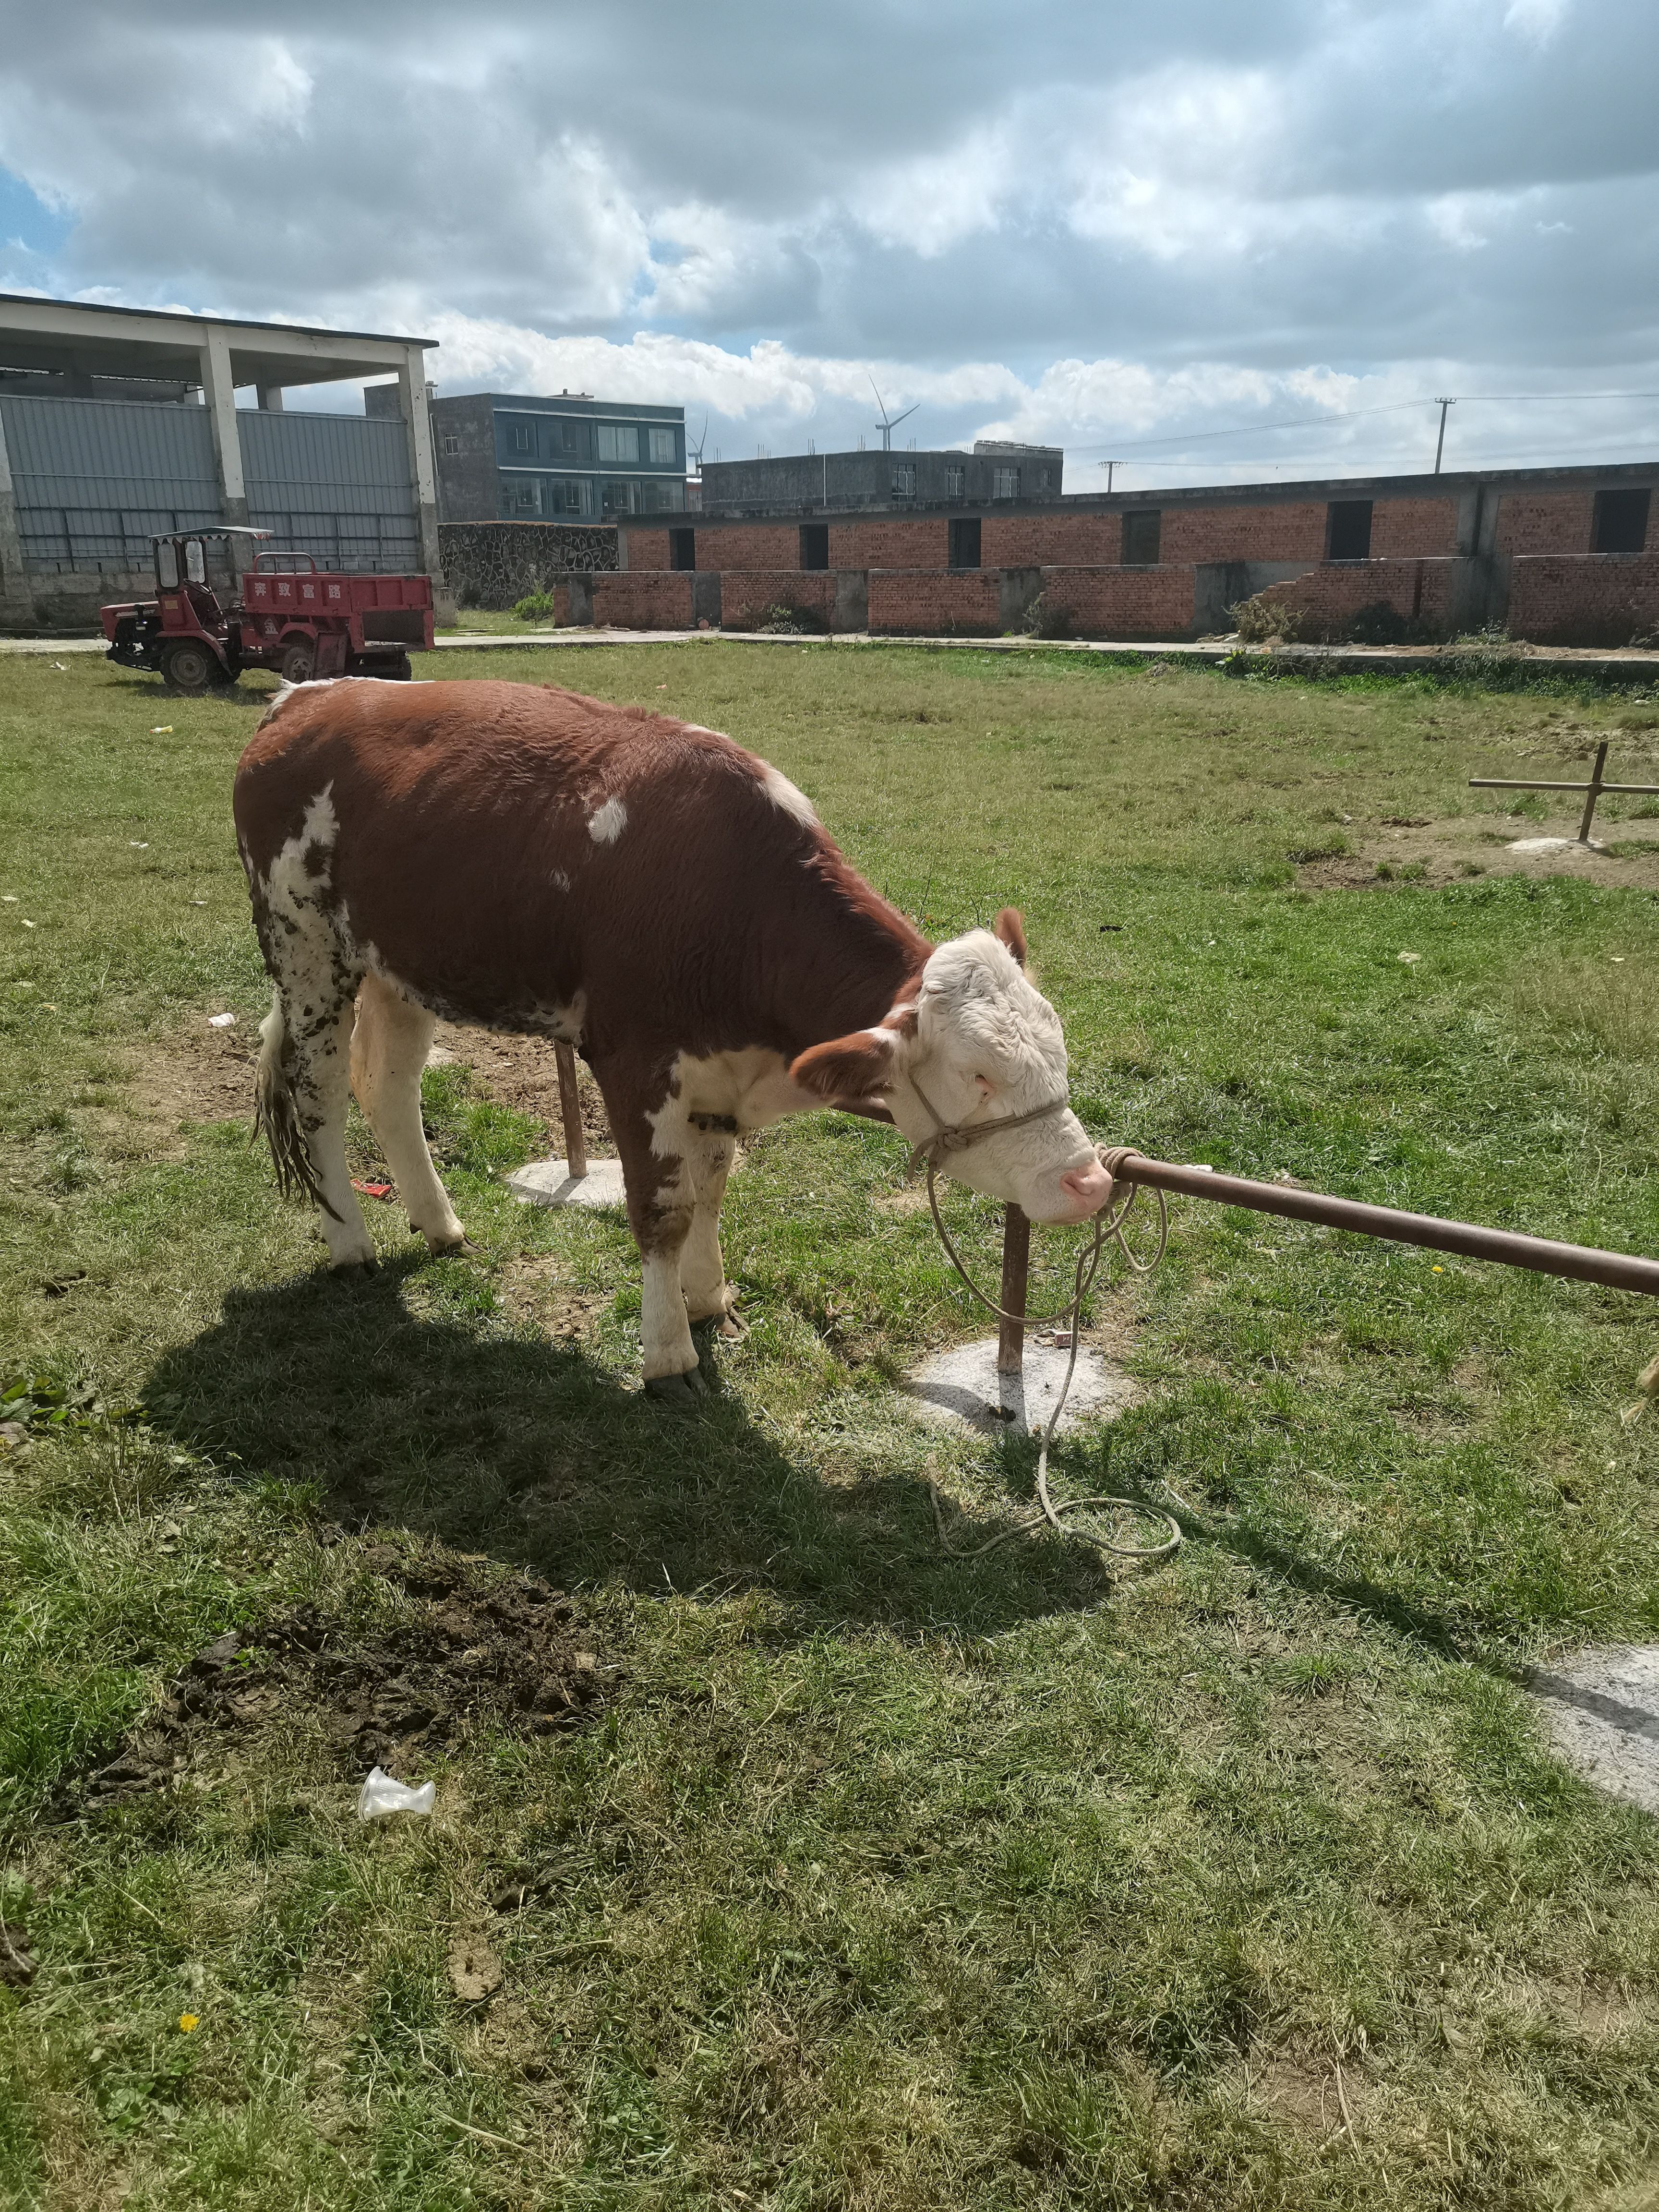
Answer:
[1528,1646,1659,1816]
[905,1337,1138,1438]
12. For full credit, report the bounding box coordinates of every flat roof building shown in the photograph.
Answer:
[431,392,687,522]
[0,292,441,627]
[697,439,1064,517]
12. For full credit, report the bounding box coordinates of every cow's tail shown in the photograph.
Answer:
[253,990,340,1218]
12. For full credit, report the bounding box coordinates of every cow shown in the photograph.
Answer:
[232,679,1113,1404]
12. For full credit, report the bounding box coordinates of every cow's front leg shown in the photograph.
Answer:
[598,1059,703,1402]
[681,1123,741,1334]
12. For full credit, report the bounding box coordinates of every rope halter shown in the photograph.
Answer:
[903,1071,1072,1181]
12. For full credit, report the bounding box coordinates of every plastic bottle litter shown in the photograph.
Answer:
[150,726,173,735]
[357,1767,436,1820]
[207,1012,236,1028]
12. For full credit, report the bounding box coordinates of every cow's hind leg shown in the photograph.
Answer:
[256,987,377,1269]
[350,974,465,1252]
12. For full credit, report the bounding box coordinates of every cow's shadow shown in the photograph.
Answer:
[144,1253,1113,1632]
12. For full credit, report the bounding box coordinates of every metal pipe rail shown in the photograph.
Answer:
[1105,1153,1659,1299]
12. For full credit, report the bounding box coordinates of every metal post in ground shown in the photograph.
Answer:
[998,1202,1030,1376]
[1578,740,1611,844]
[554,1040,587,1178]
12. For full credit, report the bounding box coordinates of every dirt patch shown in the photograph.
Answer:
[431,1022,613,1154]
[500,1253,614,1339]
[872,1185,931,1216]
[1298,813,1659,891]
[125,1022,258,1153]
[1250,2054,1365,2139]
[77,1548,613,1808]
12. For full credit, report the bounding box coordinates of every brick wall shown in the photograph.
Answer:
[1036,565,1197,638]
[625,529,672,571]
[1495,493,1596,555]
[1368,498,1459,557]
[1507,554,1659,646]
[720,571,838,630]
[1161,503,1329,563]
[695,523,801,571]
[1252,558,1455,641]
[867,569,1002,635]
[590,571,695,629]
[981,512,1119,565]
[829,518,949,568]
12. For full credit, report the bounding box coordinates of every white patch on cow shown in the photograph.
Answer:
[587,796,627,845]
[760,763,819,829]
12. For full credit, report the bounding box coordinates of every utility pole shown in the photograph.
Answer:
[1099,459,1117,493]
[1433,397,1455,475]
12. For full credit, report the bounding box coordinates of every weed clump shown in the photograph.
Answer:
[512,589,556,621]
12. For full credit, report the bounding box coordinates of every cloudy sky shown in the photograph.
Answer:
[2,0,1656,488]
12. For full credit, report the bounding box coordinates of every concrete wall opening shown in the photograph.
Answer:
[1327,499,1373,560]
[799,522,829,571]
[948,517,982,570]
[669,527,696,572]
[1593,488,1651,554]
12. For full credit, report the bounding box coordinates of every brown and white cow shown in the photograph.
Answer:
[232,679,1111,1403]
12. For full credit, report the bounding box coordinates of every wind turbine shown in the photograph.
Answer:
[869,376,919,451]
[687,415,709,474]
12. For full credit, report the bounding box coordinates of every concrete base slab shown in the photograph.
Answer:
[1529,1647,1659,1815]
[905,1336,1137,1439]
[1507,835,1605,854]
[507,1156,627,1210]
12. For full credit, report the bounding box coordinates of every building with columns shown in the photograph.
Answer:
[0,293,441,629]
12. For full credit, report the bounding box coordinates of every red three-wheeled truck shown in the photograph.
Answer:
[101,527,434,693]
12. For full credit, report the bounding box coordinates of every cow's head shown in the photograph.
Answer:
[789,909,1112,1224]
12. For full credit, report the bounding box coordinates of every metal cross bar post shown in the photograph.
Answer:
[553,1040,587,1178]
[997,1203,1031,1375]
[1469,742,1659,844]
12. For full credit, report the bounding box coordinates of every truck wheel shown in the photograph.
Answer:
[279,641,316,684]
[160,641,228,695]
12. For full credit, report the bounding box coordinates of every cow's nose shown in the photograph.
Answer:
[1059,1158,1112,1216]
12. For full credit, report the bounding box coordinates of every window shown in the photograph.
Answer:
[512,423,535,453]
[156,541,179,589]
[891,463,917,498]
[949,517,981,570]
[1121,509,1161,565]
[992,467,1020,500]
[601,478,640,514]
[648,426,677,465]
[546,480,586,515]
[1036,467,1052,494]
[513,481,540,513]
[597,423,638,463]
[1327,500,1372,560]
[670,528,697,572]
[944,465,964,499]
[561,422,578,452]
[185,538,206,582]
[1593,488,1650,553]
[646,480,685,512]
[442,433,462,456]
[800,523,829,571]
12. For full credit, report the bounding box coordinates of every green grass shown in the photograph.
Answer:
[3,643,1659,2209]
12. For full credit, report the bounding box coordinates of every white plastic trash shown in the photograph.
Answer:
[356,1767,436,1820]
[207,1012,236,1028]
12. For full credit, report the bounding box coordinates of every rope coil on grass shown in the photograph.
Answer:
[905,1102,1181,1564]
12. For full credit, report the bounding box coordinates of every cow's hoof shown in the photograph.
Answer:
[644,1371,702,1411]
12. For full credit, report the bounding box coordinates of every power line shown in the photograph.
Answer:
[1066,387,1659,459]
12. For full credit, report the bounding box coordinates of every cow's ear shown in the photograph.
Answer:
[790,1029,897,1100]
[994,907,1027,967]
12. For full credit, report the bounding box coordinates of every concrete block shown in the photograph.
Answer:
[1529,1647,1659,1815]
[507,1156,627,1210]
[905,1336,1137,1439]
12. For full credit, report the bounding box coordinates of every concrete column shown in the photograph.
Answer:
[255,382,285,412]
[0,402,34,626]
[395,349,444,583]
[198,333,249,525]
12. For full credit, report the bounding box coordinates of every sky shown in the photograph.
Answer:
[2,0,1657,490]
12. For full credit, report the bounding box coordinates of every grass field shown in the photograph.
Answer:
[3,641,1659,2211]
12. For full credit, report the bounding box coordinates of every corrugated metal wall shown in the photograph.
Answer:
[0,394,220,571]
[1,394,420,575]
[240,410,418,571]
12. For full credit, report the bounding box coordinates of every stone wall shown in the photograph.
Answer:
[438,521,616,609]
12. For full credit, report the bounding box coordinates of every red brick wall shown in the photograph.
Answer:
[1253,559,1455,640]
[1495,494,1596,555]
[1161,503,1329,563]
[1368,499,1458,556]
[695,523,801,571]
[1037,566,1196,638]
[1507,555,1659,646]
[623,529,672,572]
[867,570,1002,636]
[590,572,694,628]
[981,512,1119,565]
[829,518,948,568]
[720,571,838,630]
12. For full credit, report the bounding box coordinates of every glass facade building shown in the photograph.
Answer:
[430,392,686,523]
